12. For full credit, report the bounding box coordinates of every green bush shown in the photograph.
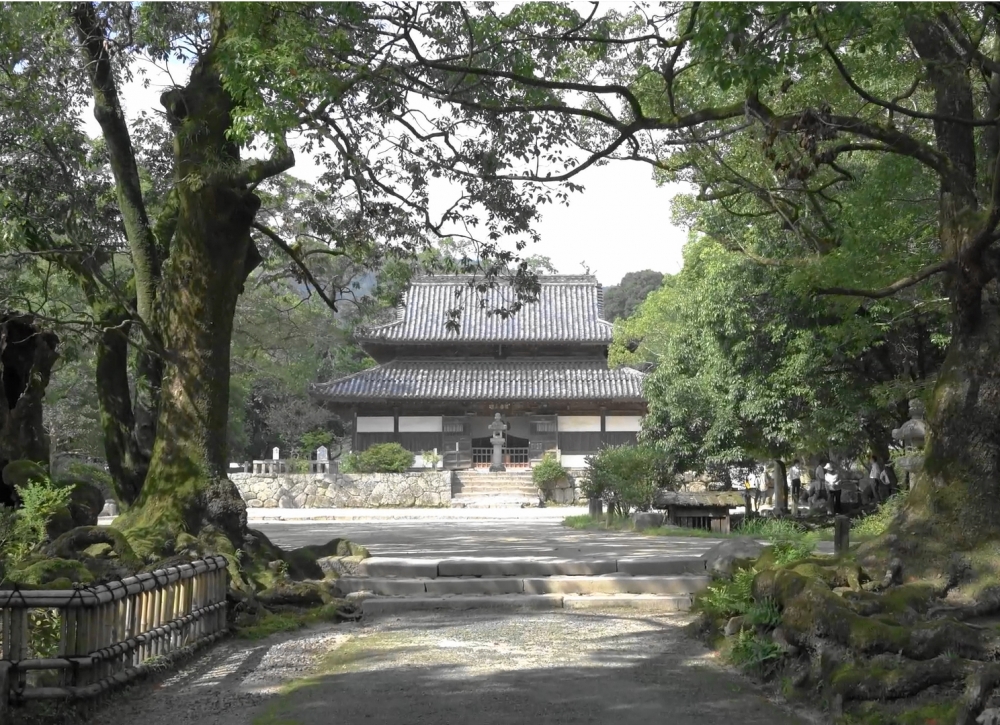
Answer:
[341,443,414,473]
[421,450,441,468]
[532,453,568,488]
[584,444,667,515]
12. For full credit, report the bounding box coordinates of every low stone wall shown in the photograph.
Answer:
[231,471,453,508]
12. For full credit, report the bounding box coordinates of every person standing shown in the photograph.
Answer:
[867,454,884,504]
[788,461,802,503]
[824,462,842,514]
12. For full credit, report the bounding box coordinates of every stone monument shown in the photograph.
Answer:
[489,412,507,472]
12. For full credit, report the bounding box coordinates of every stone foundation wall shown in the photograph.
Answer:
[231,471,453,508]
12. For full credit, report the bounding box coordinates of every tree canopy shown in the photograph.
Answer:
[603,270,664,322]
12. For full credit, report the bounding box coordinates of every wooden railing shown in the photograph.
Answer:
[0,555,229,722]
[472,448,531,469]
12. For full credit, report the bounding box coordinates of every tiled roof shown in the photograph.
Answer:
[653,490,745,508]
[356,275,613,344]
[315,359,645,402]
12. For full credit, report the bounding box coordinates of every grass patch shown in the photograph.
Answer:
[236,603,350,641]
[252,632,407,725]
[852,492,908,538]
[563,514,726,538]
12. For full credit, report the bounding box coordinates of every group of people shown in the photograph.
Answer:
[742,454,897,515]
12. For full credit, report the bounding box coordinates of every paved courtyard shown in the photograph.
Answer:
[254,514,722,559]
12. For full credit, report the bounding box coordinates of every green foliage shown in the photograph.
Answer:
[300,430,334,453]
[532,453,568,488]
[729,629,784,676]
[585,444,667,515]
[744,597,782,629]
[339,452,361,473]
[341,444,414,473]
[0,477,73,570]
[603,270,663,322]
[697,566,758,619]
[420,450,441,468]
[853,492,908,538]
[735,517,805,540]
[562,514,730,538]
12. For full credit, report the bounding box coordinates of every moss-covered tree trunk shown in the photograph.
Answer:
[111,38,266,555]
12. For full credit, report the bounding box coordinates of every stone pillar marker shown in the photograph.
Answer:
[834,515,850,556]
[489,412,507,472]
[316,445,328,461]
[272,447,280,460]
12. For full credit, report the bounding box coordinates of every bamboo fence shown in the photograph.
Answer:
[0,555,229,723]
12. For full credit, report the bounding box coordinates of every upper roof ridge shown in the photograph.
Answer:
[356,273,612,344]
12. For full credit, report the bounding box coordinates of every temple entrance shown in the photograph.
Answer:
[471,433,530,469]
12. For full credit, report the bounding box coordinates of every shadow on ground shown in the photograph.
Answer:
[251,610,809,725]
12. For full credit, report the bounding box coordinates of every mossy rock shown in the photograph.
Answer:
[2,459,48,488]
[64,481,105,527]
[257,580,334,607]
[83,542,113,558]
[9,557,95,586]
[44,505,77,541]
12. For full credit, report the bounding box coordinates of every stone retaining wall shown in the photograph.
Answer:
[231,471,453,508]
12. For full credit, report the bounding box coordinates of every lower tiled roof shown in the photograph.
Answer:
[315,359,645,402]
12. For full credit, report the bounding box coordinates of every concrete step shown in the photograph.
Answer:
[356,556,708,579]
[450,497,539,508]
[359,593,694,615]
[336,574,709,597]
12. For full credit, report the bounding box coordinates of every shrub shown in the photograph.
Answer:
[584,444,667,516]
[421,450,441,468]
[532,453,568,488]
[342,443,414,473]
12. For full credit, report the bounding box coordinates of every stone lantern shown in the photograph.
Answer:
[488,413,508,472]
[892,399,928,489]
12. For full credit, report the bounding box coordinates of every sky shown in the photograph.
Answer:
[87,61,691,288]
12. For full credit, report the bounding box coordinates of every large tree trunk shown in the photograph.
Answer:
[114,48,262,555]
[0,313,58,506]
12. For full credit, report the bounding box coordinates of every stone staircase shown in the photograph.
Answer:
[450,471,540,507]
[336,555,710,615]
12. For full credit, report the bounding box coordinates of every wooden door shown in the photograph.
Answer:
[442,416,472,470]
[529,415,559,460]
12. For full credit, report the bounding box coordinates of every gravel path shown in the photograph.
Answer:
[84,611,815,725]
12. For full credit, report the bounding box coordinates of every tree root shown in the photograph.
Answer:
[830,654,971,702]
[955,664,1000,725]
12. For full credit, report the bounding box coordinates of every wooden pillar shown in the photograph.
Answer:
[352,408,358,452]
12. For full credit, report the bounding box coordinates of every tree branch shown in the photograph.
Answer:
[251,222,339,312]
[814,260,952,299]
[71,2,160,325]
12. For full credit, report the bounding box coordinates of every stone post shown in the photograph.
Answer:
[834,515,850,556]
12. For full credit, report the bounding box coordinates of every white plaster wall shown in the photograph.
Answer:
[398,416,442,432]
[357,416,394,432]
[561,454,590,468]
[605,415,642,432]
[557,415,601,432]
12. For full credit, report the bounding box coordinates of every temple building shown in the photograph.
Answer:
[315,275,646,470]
